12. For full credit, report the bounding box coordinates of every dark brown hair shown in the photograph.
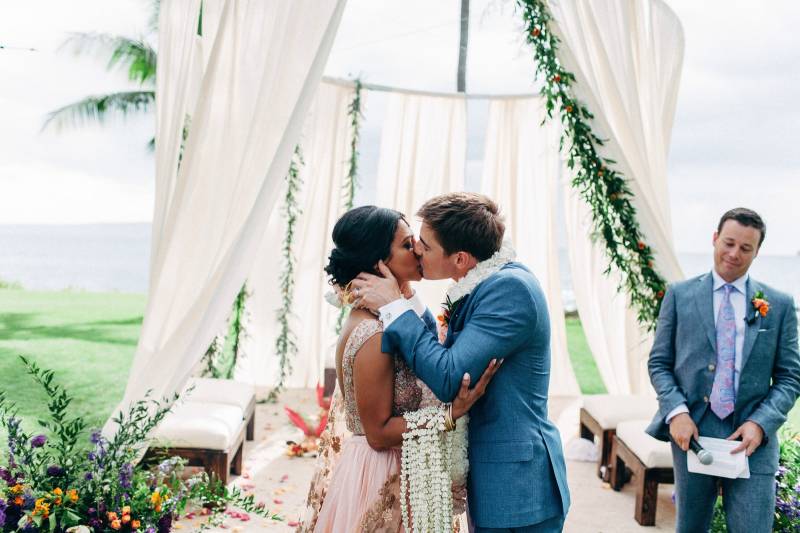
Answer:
[416,192,505,261]
[717,207,766,247]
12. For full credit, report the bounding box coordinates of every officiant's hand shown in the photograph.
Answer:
[669,413,699,452]
[728,420,764,456]
[452,358,503,420]
[350,261,403,312]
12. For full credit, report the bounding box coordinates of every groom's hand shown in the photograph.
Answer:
[350,261,403,313]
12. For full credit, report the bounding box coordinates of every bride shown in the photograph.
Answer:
[298,206,500,532]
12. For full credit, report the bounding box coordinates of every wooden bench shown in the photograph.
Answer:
[147,401,247,484]
[579,395,658,481]
[610,420,674,526]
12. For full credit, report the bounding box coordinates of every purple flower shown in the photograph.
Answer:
[146,527,156,533]
[84,472,93,481]
[30,435,46,448]
[89,430,103,445]
[0,468,11,483]
[157,513,173,533]
[46,465,64,477]
[0,498,6,528]
[22,493,35,511]
[88,517,103,529]
[119,462,133,489]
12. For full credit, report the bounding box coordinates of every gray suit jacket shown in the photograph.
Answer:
[646,272,800,474]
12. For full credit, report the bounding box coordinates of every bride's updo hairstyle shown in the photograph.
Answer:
[325,205,406,287]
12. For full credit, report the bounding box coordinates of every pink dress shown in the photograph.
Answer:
[302,319,423,532]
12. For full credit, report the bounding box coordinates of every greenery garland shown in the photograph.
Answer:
[271,145,304,400]
[517,0,667,330]
[335,79,364,335]
[201,283,249,379]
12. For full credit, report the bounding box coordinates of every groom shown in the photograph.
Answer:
[352,192,569,532]
[646,208,800,532]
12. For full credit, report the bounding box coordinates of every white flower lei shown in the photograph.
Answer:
[400,407,468,532]
[445,240,517,304]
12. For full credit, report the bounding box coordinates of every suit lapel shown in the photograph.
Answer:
[443,295,469,347]
[741,278,761,371]
[694,272,716,352]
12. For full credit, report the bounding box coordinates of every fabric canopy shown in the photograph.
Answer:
[481,97,580,396]
[237,81,358,388]
[107,0,347,433]
[549,0,685,394]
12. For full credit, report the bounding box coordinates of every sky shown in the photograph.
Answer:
[0,0,798,255]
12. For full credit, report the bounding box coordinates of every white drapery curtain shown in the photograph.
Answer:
[548,0,685,394]
[236,81,358,388]
[376,92,467,311]
[481,97,580,397]
[108,0,347,432]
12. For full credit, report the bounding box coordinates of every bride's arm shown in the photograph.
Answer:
[353,333,408,451]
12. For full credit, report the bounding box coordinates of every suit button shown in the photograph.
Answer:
[703,395,709,403]
[708,364,715,372]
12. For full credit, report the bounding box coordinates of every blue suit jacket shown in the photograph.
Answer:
[381,262,570,528]
[646,272,800,474]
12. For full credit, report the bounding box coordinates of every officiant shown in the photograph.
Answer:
[645,208,800,532]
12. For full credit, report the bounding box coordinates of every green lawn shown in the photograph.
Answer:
[0,289,145,434]
[0,288,796,437]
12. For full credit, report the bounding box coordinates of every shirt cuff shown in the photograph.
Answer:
[379,298,414,329]
[406,291,427,317]
[666,404,689,424]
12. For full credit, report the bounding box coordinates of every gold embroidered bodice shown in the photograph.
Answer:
[341,319,423,435]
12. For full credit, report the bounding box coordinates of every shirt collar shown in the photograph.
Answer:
[712,269,748,294]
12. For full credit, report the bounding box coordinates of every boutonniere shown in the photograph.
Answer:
[747,290,770,324]
[437,295,465,329]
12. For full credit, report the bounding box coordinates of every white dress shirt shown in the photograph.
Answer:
[666,269,749,423]
[378,291,428,328]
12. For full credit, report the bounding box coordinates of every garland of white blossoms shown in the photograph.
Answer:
[400,242,514,531]
[400,407,468,532]
[445,240,517,303]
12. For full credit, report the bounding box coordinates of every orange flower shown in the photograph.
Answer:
[53,488,63,496]
[111,519,122,530]
[132,520,141,530]
[122,515,131,524]
[107,512,119,522]
[637,241,646,250]
[14,496,23,506]
[531,28,541,37]
[122,506,131,515]
[753,298,769,316]
[67,489,78,502]
[566,105,573,113]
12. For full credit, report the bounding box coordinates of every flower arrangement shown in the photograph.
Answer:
[284,385,330,458]
[710,427,800,532]
[748,290,770,324]
[0,356,280,532]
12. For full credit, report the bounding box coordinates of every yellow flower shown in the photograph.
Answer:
[67,489,79,502]
[10,484,24,495]
[122,506,131,515]
[150,491,161,505]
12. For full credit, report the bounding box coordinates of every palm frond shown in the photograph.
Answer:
[61,32,156,84]
[42,91,155,132]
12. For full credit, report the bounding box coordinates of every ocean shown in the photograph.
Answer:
[0,224,797,312]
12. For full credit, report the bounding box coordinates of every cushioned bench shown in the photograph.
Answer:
[579,394,659,480]
[185,377,256,440]
[145,378,256,484]
[610,419,674,526]
[147,402,246,484]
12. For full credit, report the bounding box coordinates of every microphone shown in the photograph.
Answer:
[689,436,714,465]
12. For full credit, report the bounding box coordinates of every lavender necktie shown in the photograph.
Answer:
[710,284,736,419]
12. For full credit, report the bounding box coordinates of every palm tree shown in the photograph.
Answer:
[43,2,159,148]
